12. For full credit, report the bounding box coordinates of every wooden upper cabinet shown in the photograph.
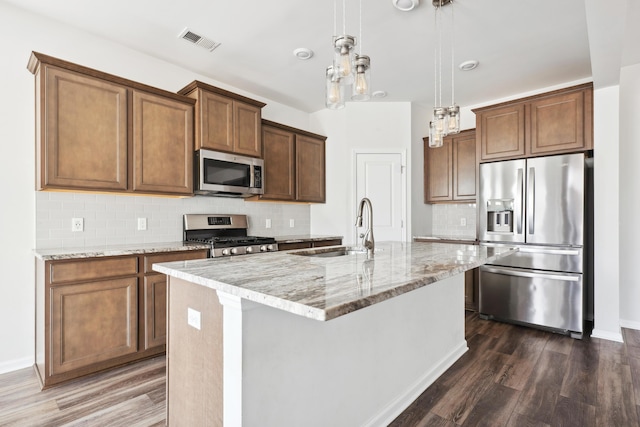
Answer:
[132,90,193,195]
[424,129,476,203]
[258,120,326,203]
[453,131,477,201]
[38,65,128,191]
[424,136,453,202]
[474,83,593,162]
[178,81,265,158]
[262,124,295,201]
[529,90,590,155]
[477,104,526,161]
[28,52,196,196]
[296,134,326,203]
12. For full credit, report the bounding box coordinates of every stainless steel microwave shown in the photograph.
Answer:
[194,149,263,197]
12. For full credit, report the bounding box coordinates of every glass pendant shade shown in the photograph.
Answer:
[351,55,371,101]
[428,121,443,148]
[446,105,460,134]
[325,66,345,110]
[433,107,448,137]
[333,35,356,85]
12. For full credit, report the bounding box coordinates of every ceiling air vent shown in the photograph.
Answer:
[178,27,221,52]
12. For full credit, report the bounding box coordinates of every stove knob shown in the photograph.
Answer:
[246,246,253,253]
[267,244,275,251]
[260,245,267,252]
[231,247,239,255]
[222,249,231,256]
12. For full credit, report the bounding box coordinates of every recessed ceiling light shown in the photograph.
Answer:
[293,48,314,60]
[392,0,419,11]
[372,90,387,98]
[459,60,479,71]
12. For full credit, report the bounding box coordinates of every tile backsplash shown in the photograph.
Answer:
[36,192,310,249]
[431,203,477,238]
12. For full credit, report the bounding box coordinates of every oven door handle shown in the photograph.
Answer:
[482,265,580,282]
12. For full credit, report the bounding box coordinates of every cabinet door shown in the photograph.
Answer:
[529,91,587,155]
[132,91,194,195]
[143,274,167,350]
[424,137,453,202]
[41,66,128,191]
[50,278,138,375]
[478,104,526,161]
[262,125,295,200]
[296,135,326,202]
[452,131,477,201]
[197,90,234,152]
[233,101,262,158]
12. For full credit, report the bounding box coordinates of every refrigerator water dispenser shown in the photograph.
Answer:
[486,199,514,233]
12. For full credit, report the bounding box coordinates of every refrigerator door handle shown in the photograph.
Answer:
[527,167,535,235]
[516,168,524,235]
[518,247,581,256]
[482,266,580,282]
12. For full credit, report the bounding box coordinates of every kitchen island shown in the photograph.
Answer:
[153,241,516,427]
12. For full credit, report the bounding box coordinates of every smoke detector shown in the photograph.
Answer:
[178,28,221,52]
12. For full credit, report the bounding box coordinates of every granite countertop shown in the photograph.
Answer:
[275,235,343,244]
[33,241,211,261]
[413,235,478,243]
[153,241,517,322]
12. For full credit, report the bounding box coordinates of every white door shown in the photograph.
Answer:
[355,152,406,243]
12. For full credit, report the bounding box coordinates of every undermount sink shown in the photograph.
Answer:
[291,246,368,257]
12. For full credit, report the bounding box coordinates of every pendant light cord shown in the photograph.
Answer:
[450,0,455,105]
[343,0,346,34]
[359,0,362,54]
[333,0,337,37]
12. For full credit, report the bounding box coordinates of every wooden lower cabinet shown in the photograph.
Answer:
[35,249,207,388]
[278,238,342,251]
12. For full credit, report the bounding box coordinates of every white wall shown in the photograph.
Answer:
[310,103,413,244]
[591,86,623,340]
[619,63,640,329]
[0,2,315,372]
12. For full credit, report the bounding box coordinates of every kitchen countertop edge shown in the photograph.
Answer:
[33,242,211,261]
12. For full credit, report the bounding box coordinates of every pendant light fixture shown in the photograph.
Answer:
[429,0,460,147]
[325,0,372,108]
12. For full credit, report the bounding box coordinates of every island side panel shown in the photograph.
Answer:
[167,277,223,426]
[221,274,466,427]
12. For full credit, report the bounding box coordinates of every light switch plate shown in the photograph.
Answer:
[265,219,272,229]
[289,219,295,228]
[187,308,201,330]
[137,217,147,231]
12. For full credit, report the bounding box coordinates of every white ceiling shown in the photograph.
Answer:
[5,0,639,113]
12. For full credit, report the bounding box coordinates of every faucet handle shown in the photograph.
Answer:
[359,233,365,238]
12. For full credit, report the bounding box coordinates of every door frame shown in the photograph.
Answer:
[352,149,408,243]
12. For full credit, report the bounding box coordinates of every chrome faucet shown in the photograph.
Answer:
[355,197,375,258]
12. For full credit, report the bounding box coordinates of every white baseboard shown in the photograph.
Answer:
[0,356,33,375]
[591,328,624,342]
[365,341,469,427]
[620,319,640,331]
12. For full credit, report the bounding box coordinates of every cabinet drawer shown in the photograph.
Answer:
[50,257,138,284]
[313,239,342,248]
[278,242,312,251]
[143,250,208,273]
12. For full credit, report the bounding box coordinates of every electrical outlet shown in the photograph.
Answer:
[265,218,272,229]
[289,219,295,228]
[187,308,201,330]
[460,218,467,227]
[137,217,147,231]
[71,218,84,232]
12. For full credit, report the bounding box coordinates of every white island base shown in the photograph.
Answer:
[166,273,466,427]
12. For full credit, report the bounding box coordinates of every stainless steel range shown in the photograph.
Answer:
[183,214,277,257]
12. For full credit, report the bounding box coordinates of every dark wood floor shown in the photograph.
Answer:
[1,313,639,426]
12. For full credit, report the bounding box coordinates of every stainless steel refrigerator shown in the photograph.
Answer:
[478,152,592,338]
